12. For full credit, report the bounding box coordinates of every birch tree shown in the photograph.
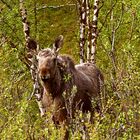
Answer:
[19,0,45,116]
[78,0,87,63]
[90,0,99,63]
[78,0,100,63]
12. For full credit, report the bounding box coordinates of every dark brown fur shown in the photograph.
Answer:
[37,36,104,140]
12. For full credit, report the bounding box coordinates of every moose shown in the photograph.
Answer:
[37,35,104,139]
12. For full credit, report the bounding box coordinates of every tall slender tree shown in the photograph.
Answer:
[90,0,99,63]
[78,0,100,63]
[86,0,91,62]
[78,0,87,63]
[19,0,44,116]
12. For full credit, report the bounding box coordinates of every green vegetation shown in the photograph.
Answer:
[0,0,140,139]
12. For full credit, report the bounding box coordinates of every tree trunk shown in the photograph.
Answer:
[78,0,100,63]
[19,0,44,115]
[86,0,91,62]
[90,0,99,63]
[78,0,87,63]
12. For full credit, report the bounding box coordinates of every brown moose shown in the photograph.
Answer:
[37,35,104,139]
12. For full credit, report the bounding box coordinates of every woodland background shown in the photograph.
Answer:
[0,0,140,139]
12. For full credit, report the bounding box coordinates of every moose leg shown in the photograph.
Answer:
[80,95,94,123]
[89,102,101,124]
[89,109,94,124]
[53,96,69,140]
[79,97,92,140]
[62,122,69,140]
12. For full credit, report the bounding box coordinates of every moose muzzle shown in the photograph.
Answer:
[41,73,51,81]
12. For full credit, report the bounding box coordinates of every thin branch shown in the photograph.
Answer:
[2,20,23,44]
[1,34,31,69]
[1,0,12,10]
[98,0,104,11]
[98,0,117,33]
[114,3,124,31]
[37,4,76,10]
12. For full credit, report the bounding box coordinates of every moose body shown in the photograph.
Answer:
[37,35,104,139]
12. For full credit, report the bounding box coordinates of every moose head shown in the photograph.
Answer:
[37,35,64,82]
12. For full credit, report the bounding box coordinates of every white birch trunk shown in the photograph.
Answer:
[90,0,99,63]
[79,0,86,63]
[86,0,91,62]
[19,0,44,116]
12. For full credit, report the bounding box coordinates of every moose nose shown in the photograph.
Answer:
[41,74,50,81]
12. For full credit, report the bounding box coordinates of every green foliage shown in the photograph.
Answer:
[0,0,140,139]
[63,73,72,82]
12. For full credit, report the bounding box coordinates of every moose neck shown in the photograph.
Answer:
[43,67,63,99]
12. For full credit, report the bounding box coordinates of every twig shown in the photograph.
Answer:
[37,4,76,10]
[99,0,117,33]
[1,0,12,10]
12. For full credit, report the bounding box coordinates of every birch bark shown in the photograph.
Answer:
[90,0,99,63]
[19,0,44,116]
[79,0,87,63]
[86,0,91,62]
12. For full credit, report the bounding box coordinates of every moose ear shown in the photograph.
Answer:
[52,35,63,56]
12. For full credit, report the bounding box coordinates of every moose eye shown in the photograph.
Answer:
[53,58,57,63]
